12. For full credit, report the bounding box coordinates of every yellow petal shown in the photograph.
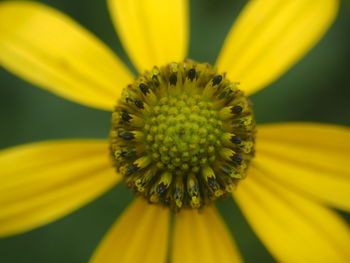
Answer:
[90,198,169,263]
[0,1,133,111]
[108,0,189,73]
[235,167,350,263]
[172,206,242,263]
[0,140,119,237]
[256,123,350,212]
[216,0,339,95]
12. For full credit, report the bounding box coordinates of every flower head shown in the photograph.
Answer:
[110,61,255,210]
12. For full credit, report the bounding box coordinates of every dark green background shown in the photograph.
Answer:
[1,0,349,262]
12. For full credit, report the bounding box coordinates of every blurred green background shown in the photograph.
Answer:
[1,0,349,262]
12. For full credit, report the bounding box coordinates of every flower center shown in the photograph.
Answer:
[109,60,256,211]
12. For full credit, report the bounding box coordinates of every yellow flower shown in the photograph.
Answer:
[0,0,349,262]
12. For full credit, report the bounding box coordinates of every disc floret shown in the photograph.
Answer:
[110,60,255,211]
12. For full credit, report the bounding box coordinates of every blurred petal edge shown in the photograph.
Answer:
[0,139,119,237]
[0,1,133,111]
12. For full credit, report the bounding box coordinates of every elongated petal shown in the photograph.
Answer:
[256,123,350,212]
[90,198,169,263]
[216,0,338,95]
[0,1,133,111]
[108,0,189,73]
[0,140,118,237]
[235,167,350,263]
[172,206,242,263]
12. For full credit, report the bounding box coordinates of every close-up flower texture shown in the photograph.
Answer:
[1,0,350,262]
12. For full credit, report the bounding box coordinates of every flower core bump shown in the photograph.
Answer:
[110,61,255,211]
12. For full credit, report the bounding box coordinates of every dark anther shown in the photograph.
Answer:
[121,147,136,158]
[231,105,243,114]
[123,132,135,140]
[119,150,127,157]
[221,165,232,174]
[207,177,218,188]
[174,188,183,198]
[231,135,242,144]
[152,75,160,87]
[232,154,243,165]
[139,83,150,95]
[118,131,135,140]
[219,89,233,99]
[212,75,223,85]
[187,68,196,81]
[127,164,139,175]
[125,97,134,103]
[219,91,228,99]
[137,180,146,188]
[190,185,199,195]
[134,99,144,109]
[121,111,132,122]
[169,73,177,85]
[156,183,167,194]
